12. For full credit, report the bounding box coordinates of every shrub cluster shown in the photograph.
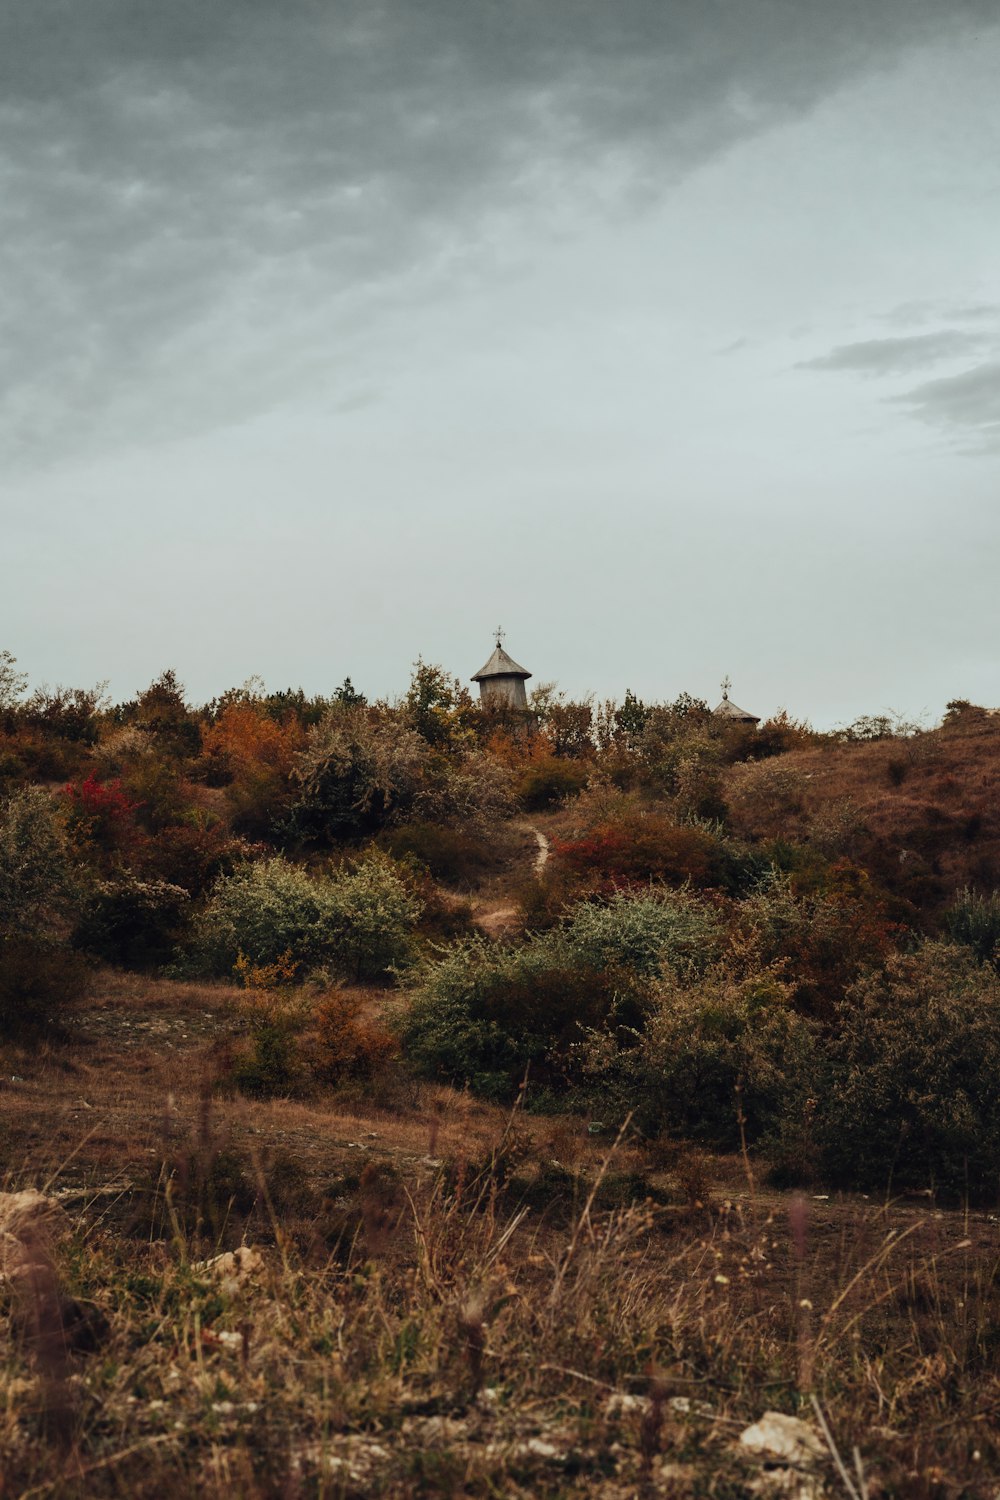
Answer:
[402,889,721,1098]
[5,647,1000,1198]
[188,852,423,981]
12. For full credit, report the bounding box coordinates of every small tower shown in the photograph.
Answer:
[712,675,760,725]
[471,628,532,709]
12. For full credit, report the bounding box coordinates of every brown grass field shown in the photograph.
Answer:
[3,969,1000,1499]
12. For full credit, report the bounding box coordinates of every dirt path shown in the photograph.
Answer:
[472,822,550,935]
[531,826,550,874]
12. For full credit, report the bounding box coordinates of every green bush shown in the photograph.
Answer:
[575,966,820,1148]
[187,853,423,981]
[0,786,77,937]
[402,937,636,1099]
[75,876,190,970]
[232,1023,302,1099]
[944,886,1000,967]
[0,936,91,1038]
[558,888,722,976]
[817,943,1000,1199]
[402,889,721,1098]
[324,852,425,979]
[414,753,517,832]
[736,868,899,1017]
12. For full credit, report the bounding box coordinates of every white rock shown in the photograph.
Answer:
[192,1246,265,1287]
[0,1189,68,1243]
[0,1189,69,1283]
[670,1396,717,1418]
[521,1438,563,1460]
[606,1392,649,1417]
[740,1412,825,1466]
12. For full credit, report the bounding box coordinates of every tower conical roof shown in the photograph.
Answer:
[712,691,759,723]
[471,644,532,682]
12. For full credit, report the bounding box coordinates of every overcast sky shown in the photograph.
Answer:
[3,0,999,728]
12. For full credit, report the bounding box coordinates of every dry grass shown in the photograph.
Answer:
[3,974,1000,1496]
[725,715,1000,906]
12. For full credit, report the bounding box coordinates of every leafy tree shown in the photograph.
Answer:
[0,786,77,938]
[288,704,427,842]
[614,689,651,745]
[529,683,595,758]
[405,659,477,749]
[21,683,109,744]
[334,677,366,707]
[124,670,200,756]
[0,650,28,714]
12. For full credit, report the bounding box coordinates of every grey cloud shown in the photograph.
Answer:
[946,304,1000,324]
[879,301,941,327]
[894,361,1000,439]
[797,331,985,377]
[2,0,998,463]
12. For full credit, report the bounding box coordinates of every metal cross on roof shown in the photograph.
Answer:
[721,674,732,699]
[495,625,506,648]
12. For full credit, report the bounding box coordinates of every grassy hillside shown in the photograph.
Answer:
[724,708,1000,913]
[4,663,1000,1492]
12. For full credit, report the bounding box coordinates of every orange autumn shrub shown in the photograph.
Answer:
[311,989,398,1083]
[201,703,304,835]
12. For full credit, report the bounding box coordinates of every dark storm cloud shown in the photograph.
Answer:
[894,362,1000,441]
[797,331,985,376]
[0,0,995,460]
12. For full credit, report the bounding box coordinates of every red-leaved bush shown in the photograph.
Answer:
[552,813,719,891]
[64,773,140,854]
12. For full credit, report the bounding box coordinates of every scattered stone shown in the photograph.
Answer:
[192,1246,265,1292]
[606,1392,649,1417]
[0,1190,69,1248]
[606,1391,718,1421]
[670,1396,717,1419]
[520,1437,563,1460]
[0,1190,71,1287]
[214,1330,244,1351]
[739,1412,825,1467]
